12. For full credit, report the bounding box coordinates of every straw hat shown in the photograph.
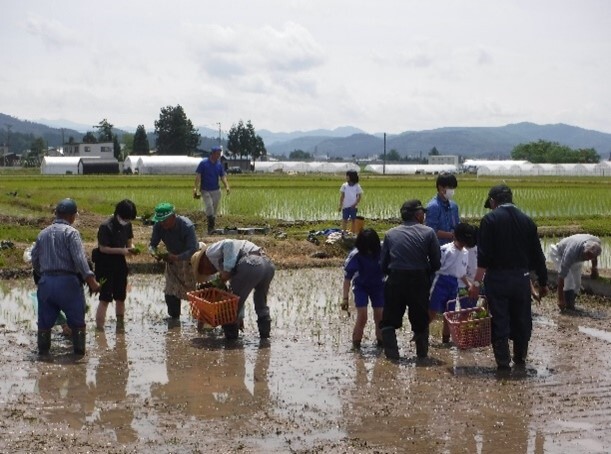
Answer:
[190,244,217,283]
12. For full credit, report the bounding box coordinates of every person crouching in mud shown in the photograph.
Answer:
[191,239,275,340]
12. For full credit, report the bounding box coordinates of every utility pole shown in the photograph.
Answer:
[217,122,222,146]
[383,132,386,175]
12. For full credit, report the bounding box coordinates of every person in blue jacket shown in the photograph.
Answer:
[426,173,460,246]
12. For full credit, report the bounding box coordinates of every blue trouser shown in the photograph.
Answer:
[484,269,532,345]
[37,274,86,330]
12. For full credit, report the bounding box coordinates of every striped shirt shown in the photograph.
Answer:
[31,219,93,279]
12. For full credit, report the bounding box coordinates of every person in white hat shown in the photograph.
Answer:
[191,239,275,339]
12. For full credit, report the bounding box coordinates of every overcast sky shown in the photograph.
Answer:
[1,0,610,134]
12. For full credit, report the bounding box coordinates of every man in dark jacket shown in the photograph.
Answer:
[469,185,548,371]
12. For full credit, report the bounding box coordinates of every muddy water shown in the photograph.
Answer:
[0,269,610,453]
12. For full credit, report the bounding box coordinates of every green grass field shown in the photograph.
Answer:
[1,171,610,240]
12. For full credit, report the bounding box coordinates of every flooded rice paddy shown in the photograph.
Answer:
[0,269,610,453]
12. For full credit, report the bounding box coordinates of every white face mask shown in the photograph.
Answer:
[445,188,455,199]
[117,216,129,226]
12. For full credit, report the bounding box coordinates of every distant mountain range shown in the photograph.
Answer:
[2,113,611,159]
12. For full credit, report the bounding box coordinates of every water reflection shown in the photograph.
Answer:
[0,269,609,452]
[151,326,271,420]
[90,332,137,443]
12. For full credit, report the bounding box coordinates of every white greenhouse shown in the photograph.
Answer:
[123,155,139,173]
[253,161,359,173]
[469,160,611,177]
[364,164,458,175]
[134,156,202,175]
[41,156,101,175]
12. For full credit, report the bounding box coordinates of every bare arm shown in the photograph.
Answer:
[557,277,566,308]
[99,245,130,256]
[194,174,201,196]
[221,175,230,194]
[591,257,599,279]
[354,193,362,208]
[341,278,351,310]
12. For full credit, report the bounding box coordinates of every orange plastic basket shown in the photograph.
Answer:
[443,303,492,349]
[187,288,239,327]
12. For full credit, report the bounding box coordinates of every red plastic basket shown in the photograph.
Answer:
[187,288,239,327]
[443,301,491,349]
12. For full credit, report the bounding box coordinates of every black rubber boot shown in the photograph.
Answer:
[207,215,216,234]
[37,330,51,355]
[493,337,511,370]
[72,328,86,355]
[257,316,271,339]
[513,340,529,366]
[414,329,429,359]
[223,323,239,340]
[165,294,181,319]
[382,327,400,360]
[564,290,576,310]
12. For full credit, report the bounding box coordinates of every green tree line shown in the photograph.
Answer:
[511,140,599,163]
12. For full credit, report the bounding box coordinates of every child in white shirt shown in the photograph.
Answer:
[428,223,478,343]
[338,170,363,232]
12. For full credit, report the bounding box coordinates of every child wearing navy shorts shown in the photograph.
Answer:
[428,223,478,343]
[342,228,385,349]
[338,170,363,232]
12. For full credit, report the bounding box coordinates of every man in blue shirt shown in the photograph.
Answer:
[31,198,101,355]
[194,146,230,234]
[426,173,460,246]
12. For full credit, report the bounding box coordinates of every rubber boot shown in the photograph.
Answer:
[513,340,528,366]
[564,290,576,310]
[414,329,429,359]
[207,215,216,234]
[257,316,271,339]
[37,330,51,355]
[493,337,511,370]
[381,327,400,360]
[165,294,181,319]
[223,323,239,340]
[72,328,86,355]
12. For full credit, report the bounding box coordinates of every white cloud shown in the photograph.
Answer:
[0,0,609,134]
[23,14,79,50]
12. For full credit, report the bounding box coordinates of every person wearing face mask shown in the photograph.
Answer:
[426,173,460,246]
[93,199,138,331]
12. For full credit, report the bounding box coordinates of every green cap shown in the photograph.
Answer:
[153,202,175,222]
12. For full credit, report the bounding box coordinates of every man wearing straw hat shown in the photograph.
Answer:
[191,239,275,340]
[149,202,199,320]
